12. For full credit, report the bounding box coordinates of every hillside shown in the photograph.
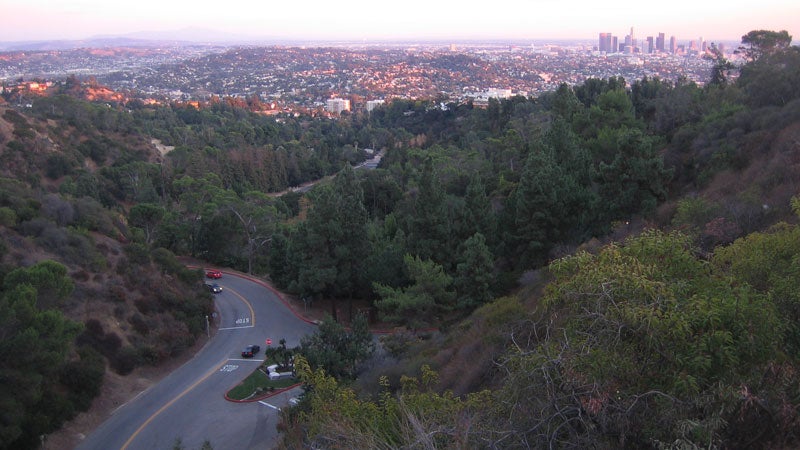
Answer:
[0,105,214,449]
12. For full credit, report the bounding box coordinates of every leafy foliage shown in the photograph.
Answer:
[493,230,787,448]
[283,356,492,449]
[298,313,374,380]
[0,262,85,450]
[374,254,455,329]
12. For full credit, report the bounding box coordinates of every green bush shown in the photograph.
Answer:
[152,247,183,274]
[12,126,35,140]
[124,242,150,265]
[60,346,105,411]
[46,154,75,179]
[111,345,140,375]
[129,313,150,335]
[5,140,24,152]
[0,206,17,226]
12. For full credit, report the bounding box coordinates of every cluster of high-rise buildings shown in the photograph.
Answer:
[599,27,722,56]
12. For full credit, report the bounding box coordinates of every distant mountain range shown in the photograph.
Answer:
[0,27,606,52]
[0,27,280,51]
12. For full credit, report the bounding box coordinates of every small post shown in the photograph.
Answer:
[205,315,210,338]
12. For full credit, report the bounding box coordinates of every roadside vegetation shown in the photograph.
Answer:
[225,370,297,401]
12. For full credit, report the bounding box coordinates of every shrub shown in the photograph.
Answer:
[73,269,90,282]
[6,139,24,152]
[12,125,35,140]
[134,296,157,315]
[152,247,183,274]
[72,196,116,235]
[111,346,140,375]
[129,313,150,335]
[136,344,161,365]
[46,154,75,179]
[0,206,17,226]
[107,284,127,303]
[60,346,105,411]
[124,242,150,265]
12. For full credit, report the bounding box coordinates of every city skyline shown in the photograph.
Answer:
[2,0,799,44]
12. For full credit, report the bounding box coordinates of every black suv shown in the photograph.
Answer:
[241,344,261,357]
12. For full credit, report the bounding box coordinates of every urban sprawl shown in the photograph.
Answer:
[0,29,738,114]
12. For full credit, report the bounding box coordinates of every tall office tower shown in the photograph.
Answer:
[646,36,654,54]
[624,31,634,54]
[599,33,613,52]
[612,36,619,53]
[670,35,677,54]
[656,32,665,52]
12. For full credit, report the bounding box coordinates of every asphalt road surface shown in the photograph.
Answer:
[75,273,317,450]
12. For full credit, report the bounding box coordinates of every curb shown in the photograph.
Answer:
[192,266,318,326]
[193,265,439,335]
[224,382,303,403]
[223,271,319,326]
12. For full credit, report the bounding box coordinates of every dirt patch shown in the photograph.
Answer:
[151,138,175,156]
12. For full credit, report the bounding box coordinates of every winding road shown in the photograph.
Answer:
[75,272,317,450]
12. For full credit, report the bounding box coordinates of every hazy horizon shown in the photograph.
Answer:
[3,1,799,45]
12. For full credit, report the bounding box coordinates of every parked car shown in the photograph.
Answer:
[241,344,261,358]
[205,282,222,293]
[206,270,222,279]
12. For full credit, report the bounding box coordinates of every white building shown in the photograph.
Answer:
[483,88,513,99]
[366,99,385,112]
[326,98,350,114]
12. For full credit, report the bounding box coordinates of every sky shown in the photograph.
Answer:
[2,0,799,43]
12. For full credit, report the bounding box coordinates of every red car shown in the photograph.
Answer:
[206,270,222,279]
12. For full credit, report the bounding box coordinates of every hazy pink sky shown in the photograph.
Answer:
[3,0,799,42]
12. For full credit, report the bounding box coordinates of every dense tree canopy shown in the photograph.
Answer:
[0,262,86,450]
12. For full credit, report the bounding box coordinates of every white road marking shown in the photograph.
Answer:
[227,358,265,362]
[218,325,255,330]
[259,401,281,411]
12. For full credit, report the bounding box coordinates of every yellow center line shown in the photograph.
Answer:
[120,284,257,449]
[121,359,227,450]
[223,285,256,327]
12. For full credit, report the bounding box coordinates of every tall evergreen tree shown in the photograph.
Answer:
[293,165,369,318]
[595,127,671,221]
[454,233,495,310]
[513,142,585,268]
[463,175,496,243]
[402,158,452,265]
[374,254,455,329]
